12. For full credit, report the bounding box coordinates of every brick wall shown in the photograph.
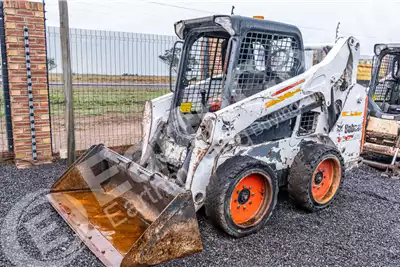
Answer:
[3,0,52,167]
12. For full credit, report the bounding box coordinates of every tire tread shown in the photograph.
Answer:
[205,156,278,237]
[287,142,344,212]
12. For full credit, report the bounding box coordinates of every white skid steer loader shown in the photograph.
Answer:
[47,15,367,266]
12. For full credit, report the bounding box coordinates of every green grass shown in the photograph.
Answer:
[49,86,169,116]
[0,86,169,118]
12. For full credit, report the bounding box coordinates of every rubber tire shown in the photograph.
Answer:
[288,143,344,212]
[205,156,278,238]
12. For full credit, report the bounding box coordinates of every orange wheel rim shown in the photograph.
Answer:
[229,173,272,227]
[311,158,341,204]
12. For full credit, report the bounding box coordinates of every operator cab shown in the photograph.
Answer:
[369,44,400,119]
[169,15,305,143]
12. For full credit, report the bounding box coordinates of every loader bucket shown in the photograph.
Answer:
[47,145,202,266]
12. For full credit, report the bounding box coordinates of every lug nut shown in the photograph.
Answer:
[249,201,253,205]
[237,205,241,209]
[243,206,247,209]
[252,192,255,196]
[249,186,252,190]
[234,199,237,203]
[243,185,246,189]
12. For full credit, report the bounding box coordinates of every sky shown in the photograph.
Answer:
[44,0,400,55]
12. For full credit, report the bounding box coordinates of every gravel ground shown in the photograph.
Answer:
[1,161,400,267]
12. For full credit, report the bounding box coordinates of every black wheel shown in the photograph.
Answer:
[288,143,344,212]
[205,156,278,238]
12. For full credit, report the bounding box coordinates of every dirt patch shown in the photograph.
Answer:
[0,113,143,158]
[51,113,142,154]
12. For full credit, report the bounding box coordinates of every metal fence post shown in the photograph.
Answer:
[43,0,54,156]
[59,0,75,165]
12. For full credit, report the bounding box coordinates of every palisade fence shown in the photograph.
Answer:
[304,50,315,70]
[46,27,177,156]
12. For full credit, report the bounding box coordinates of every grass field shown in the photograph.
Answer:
[49,86,169,116]
[0,86,169,117]
[49,73,171,84]
[0,74,172,118]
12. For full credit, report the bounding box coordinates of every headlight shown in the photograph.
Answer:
[214,16,235,36]
[374,44,387,56]
[199,115,216,144]
[174,21,185,39]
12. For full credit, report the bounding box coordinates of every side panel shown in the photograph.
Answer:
[239,139,299,171]
[329,83,367,168]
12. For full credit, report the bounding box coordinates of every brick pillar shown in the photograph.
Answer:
[3,0,52,167]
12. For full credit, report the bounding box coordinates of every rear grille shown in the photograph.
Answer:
[298,111,319,136]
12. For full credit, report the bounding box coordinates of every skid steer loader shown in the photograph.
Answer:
[362,44,400,172]
[48,15,366,266]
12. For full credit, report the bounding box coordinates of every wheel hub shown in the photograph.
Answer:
[229,173,273,227]
[311,158,341,205]
[238,188,250,204]
[314,172,323,185]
